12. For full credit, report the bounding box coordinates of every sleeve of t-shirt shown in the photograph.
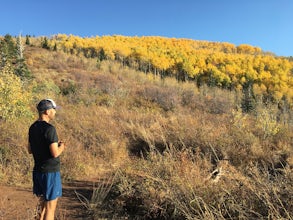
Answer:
[46,126,59,144]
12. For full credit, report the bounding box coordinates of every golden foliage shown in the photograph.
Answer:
[45,34,293,103]
[0,63,32,120]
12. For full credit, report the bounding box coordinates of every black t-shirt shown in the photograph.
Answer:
[29,120,60,172]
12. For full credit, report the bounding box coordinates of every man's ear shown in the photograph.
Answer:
[43,109,50,115]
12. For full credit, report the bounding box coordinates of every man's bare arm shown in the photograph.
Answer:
[49,142,66,158]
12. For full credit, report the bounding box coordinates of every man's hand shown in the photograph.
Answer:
[58,141,66,147]
[50,141,66,158]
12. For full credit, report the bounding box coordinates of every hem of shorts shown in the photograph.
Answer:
[34,193,62,201]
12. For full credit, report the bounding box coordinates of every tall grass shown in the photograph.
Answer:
[1,47,292,219]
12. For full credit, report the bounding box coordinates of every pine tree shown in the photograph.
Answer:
[98,48,107,61]
[0,34,16,66]
[42,37,50,49]
[53,43,57,51]
[25,35,30,45]
[0,34,31,80]
[241,80,256,112]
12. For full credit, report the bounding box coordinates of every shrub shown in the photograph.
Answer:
[138,84,181,111]
[0,63,32,120]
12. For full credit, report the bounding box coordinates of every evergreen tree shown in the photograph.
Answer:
[41,37,50,49]
[241,80,256,113]
[53,43,57,51]
[0,34,31,80]
[98,48,107,61]
[0,34,17,66]
[25,35,30,45]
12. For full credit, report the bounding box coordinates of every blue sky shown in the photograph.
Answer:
[0,0,292,56]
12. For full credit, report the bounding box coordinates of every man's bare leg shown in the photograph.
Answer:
[44,198,58,220]
[36,197,45,220]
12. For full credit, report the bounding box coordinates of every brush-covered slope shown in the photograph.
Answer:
[0,36,293,219]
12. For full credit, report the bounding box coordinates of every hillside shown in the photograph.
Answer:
[0,35,293,219]
[48,34,293,105]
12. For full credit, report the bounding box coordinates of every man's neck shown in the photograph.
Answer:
[39,115,50,123]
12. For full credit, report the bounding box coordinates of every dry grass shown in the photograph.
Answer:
[0,46,292,219]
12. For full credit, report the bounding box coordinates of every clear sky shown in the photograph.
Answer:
[0,0,292,56]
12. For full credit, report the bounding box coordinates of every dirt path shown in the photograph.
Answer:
[0,181,94,220]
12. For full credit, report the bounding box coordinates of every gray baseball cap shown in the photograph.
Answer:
[37,99,59,112]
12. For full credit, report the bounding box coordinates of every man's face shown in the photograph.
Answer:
[48,108,56,120]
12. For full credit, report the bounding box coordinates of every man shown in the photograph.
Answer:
[28,99,66,220]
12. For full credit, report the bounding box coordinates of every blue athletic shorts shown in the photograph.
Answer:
[33,171,62,201]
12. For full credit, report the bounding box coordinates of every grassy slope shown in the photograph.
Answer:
[1,46,293,219]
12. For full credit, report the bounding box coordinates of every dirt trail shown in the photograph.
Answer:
[0,181,94,220]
